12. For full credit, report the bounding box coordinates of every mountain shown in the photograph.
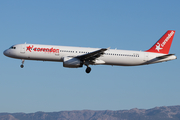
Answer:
[1,105,180,120]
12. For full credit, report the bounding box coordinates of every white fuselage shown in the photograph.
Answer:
[3,44,177,66]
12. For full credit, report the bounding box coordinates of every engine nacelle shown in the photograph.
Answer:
[63,57,83,68]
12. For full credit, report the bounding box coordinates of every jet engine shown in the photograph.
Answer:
[63,57,83,68]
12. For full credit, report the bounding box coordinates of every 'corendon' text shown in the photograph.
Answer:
[26,45,59,53]
[161,31,175,47]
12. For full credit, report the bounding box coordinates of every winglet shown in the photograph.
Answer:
[146,30,175,54]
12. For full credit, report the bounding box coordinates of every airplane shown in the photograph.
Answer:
[3,30,177,73]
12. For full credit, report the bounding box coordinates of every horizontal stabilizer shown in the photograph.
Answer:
[156,54,175,59]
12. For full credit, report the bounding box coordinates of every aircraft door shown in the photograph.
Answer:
[55,53,59,56]
[144,53,149,61]
[20,44,26,54]
[55,50,61,61]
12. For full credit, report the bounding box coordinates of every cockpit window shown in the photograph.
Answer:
[9,46,16,49]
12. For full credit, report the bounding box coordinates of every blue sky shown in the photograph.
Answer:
[0,0,180,113]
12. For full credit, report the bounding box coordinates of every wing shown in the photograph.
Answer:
[76,48,109,62]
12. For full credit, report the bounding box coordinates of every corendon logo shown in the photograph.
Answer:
[161,31,174,47]
[155,43,163,52]
[155,31,174,52]
[26,45,59,53]
[26,45,34,52]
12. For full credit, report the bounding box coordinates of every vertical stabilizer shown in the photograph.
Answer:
[146,30,175,54]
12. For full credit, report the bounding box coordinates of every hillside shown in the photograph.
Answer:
[1,105,180,120]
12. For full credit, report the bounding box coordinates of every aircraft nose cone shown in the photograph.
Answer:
[3,50,9,56]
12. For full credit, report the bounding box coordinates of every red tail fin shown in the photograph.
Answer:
[146,30,175,54]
